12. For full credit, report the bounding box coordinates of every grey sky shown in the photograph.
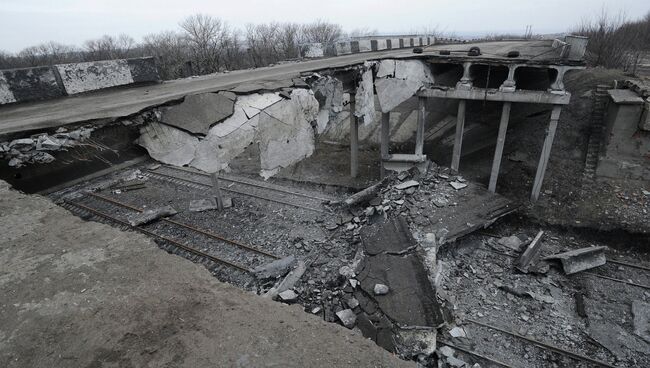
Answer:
[1,0,648,53]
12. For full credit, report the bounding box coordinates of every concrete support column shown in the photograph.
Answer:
[380,112,390,178]
[531,105,562,201]
[457,62,473,89]
[500,65,518,92]
[350,98,359,178]
[451,100,467,172]
[415,97,426,156]
[549,66,568,92]
[488,102,512,192]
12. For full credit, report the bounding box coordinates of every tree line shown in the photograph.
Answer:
[0,15,361,80]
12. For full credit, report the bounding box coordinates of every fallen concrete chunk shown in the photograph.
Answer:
[543,246,607,274]
[264,260,307,299]
[160,93,234,135]
[252,255,297,279]
[498,235,523,250]
[395,180,419,190]
[449,181,468,190]
[516,230,545,273]
[375,78,422,113]
[138,122,199,166]
[446,355,468,367]
[346,297,360,309]
[632,300,650,343]
[374,284,389,295]
[188,197,232,212]
[449,326,467,338]
[127,205,177,226]
[278,289,298,302]
[336,309,357,328]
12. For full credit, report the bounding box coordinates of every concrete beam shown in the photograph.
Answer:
[531,106,562,201]
[380,112,390,178]
[350,98,359,178]
[451,100,467,172]
[488,102,512,192]
[418,88,571,105]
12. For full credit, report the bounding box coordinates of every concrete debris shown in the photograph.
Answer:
[188,197,232,212]
[338,265,356,278]
[346,297,360,309]
[395,180,419,190]
[139,122,199,166]
[159,93,234,135]
[516,230,545,273]
[127,205,177,226]
[373,284,389,295]
[336,309,357,328]
[632,300,650,343]
[354,67,375,125]
[543,246,607,274]
[449,326,467,338]
[498,235,523,250]
[264,260,307,299]
[252,255,297,279]
[375,60,434,113]
[449,181,468,190]
[312,76,344,134]
[438,346,455,357]
[1,127,94,167]
[278,289,298,302]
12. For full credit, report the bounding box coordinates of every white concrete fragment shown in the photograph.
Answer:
[394,60,435,84]
[449,181,468,190]
[355,68,375,125]
[395,180,419,190]
[449,326,467,338]
[191,115,259,172]
[374,283,389,295]
[336,309,357,328]
[138,122,199,166]
[278,289,298,302]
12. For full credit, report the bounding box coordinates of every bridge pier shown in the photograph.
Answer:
[488,102,512,193]
[350,97,359,178]
[451,100,467,172]
[531,105,562,201]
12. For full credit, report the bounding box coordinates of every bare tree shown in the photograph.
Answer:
[180,14,227,74]
[302,19,343,47]
[142,31,189,79]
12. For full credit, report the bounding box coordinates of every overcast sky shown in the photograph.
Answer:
[1,0,648,53]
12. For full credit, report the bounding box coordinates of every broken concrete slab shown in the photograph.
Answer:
[252,255,297,279]
[516,230,545,273]
[395,180,419,190]
[394,60,435,84]
[375,78,423,113]
[374,284,390,295]
[159,93,234,135]
[278,289,298,302]
[587,317,649,361]
[632,300,650,343]
[449,326,467,338]
[336,309,357,328]
[449,181,467,190]
[127,205,177,226]
[376,59,396,78]
[544,246,607,274]
[138,122,199,166]
[361,217,416,256]
[264,260,307,300]
[355,68,375,125]
[357,234,443,327]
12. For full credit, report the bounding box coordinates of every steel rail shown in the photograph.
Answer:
[158,164,335,202]
[63,200,252,273]
[86,191,280,259]
[142,170,328,214]
[467,319,615,368]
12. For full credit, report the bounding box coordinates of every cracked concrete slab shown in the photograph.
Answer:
[159,93,234,135]
[355,68,375,125]
[138,122,199,166]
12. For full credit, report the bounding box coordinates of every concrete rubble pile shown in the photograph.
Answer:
[0,126,94,168]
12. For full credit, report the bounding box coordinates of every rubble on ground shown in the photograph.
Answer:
[0,126,94,167]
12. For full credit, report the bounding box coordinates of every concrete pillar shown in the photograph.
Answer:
[531,106,562,201]
[488,102,512,192]
[380,112,390,178]
[549,66,569,92]
[350,98,359,178]
[451,100,467,172]
[457,62,473,89]
[500,65,518,92]
[415,97,426,156]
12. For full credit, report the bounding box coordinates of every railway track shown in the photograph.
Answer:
[62,193,282,274]
[142,166,331,214]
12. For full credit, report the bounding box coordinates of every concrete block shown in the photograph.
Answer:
[0,73,16,104]
[301,43,324,58]
[56,59,134,95]
[335,42,352,55]
[358,40,372,53]
[388,39,400,49]
[372,39,387,51]
[127,57,160,83]
[1,66,64,103]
